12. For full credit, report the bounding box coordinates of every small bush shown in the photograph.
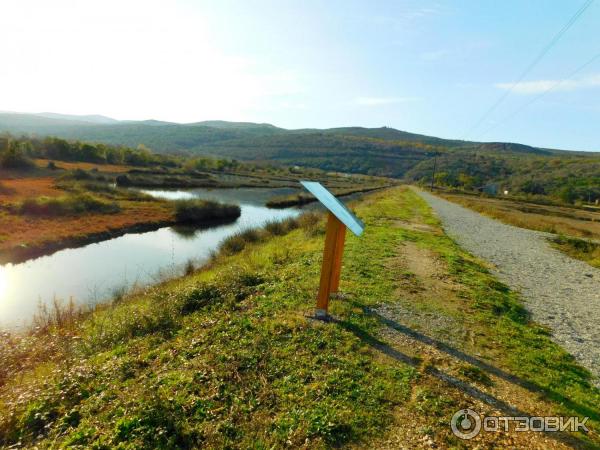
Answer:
[297,211,322,236]
[0,144,35,170]
[264,219,287,235]
[264,217,300,235]
[115,174,132,186]
[219,228,263,255]
[179,285,222,315]
[219,212,322,256]
[174,199,241,224]
[19,193,121,216]
[183,259,196,275]
[59,169,94,181]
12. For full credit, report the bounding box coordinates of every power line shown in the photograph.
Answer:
[462,0,595,140]
[476,50,600,140]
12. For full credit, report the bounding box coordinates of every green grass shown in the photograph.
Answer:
[1,187,599,448]
[18,192,121,216]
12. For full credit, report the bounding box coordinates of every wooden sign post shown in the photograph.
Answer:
[316,213,346,317]
[300,181,365,320]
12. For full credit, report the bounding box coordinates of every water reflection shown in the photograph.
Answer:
[0,188,299,328]
[0,266,7,300]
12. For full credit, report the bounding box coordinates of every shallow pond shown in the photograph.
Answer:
[0,187,300,328]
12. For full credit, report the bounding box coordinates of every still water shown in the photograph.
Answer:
[0,188,300,328]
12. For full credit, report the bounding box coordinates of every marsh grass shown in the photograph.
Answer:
[220,212,320,256]
[59,179,154,201]
[31,297,84,334]
[266,185,388,208]
[183,258,196,275]
[18,193,121,216]
[173,199,241,224]
[266,193,314,208]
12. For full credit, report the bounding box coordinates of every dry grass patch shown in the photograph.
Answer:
[34,159,133,173]
[441,192,600,240]
[0,177,62,202]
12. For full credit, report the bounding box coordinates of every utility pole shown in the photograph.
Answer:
[430,154,438,191]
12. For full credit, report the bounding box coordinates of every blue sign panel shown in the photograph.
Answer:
[300,181,365,236]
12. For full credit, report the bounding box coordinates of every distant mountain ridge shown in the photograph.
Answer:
[35,112,121,125]
[0,111,580,154]
[2,111,600,203]
[0,110,597,179]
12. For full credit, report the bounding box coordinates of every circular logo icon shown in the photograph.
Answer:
[451,409,482,440]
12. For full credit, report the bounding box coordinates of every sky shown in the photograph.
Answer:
[1,0,599,151]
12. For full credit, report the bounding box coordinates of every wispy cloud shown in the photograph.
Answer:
[495,74,600,94]
[354,96,417,106]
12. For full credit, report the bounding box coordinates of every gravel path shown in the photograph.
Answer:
[417,189,600,385]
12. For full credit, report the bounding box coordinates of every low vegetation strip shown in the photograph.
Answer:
[551,235,600,269]
[17,192,121,216]
[1,187,598,448]
[265,185,390,208]
[173,199,241,224]
[438,191,600,240]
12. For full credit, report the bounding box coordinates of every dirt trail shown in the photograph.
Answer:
[417,189,600,386]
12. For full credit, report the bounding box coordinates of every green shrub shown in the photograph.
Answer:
[179,285,223,315]
[59,168,94,181]
[19,193,121,216]
[173,199,240,224]
[0,144,35,170]
[219,233,249,255]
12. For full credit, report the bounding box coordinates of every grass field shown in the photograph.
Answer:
[1,187,597,448]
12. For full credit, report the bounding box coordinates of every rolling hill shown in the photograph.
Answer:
[2,111,600,203]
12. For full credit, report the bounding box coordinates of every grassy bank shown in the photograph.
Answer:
[1,187,598,448]
[551,235,600,269]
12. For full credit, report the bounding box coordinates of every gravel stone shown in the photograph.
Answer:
[418,190,600,386]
